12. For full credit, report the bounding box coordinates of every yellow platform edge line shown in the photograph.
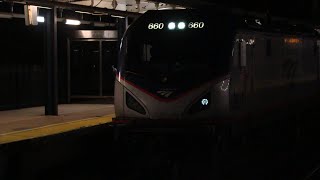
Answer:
[0,114,115,145]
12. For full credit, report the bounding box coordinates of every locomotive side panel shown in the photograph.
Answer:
[249,33,291,117]
[231,31,320,127]
[290,38,319,103]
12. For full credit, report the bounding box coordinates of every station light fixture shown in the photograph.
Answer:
[178,22,186,29]
[65,19,81,25]
[111,15,126,19]
[37,16,45,23]
[75,10,92,14]
[168,22,175,30]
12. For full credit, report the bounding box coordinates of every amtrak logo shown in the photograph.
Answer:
[156,90,174,98]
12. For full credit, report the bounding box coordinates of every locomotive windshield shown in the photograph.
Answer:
[119,10,236,90]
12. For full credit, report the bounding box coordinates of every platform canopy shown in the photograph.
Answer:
[6,0,320,23]
[6,0,185,18]
[63,0,185,13]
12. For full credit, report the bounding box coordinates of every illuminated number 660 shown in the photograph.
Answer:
[148,23,164,29]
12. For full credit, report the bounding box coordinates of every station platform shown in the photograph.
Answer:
[0,104,114,145]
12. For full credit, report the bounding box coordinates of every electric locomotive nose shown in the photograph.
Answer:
[115,9,235,122]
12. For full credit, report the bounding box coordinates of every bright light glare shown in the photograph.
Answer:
[168,22,175,30]
[37,16,45,23]
[65,19,81,25]
[178,22,186,29]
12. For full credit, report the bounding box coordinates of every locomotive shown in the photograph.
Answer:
[113,9,320,135]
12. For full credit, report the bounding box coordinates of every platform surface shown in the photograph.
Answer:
[0,104,114,144]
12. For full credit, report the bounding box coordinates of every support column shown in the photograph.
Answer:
[99,41,103,96]
[117,17,128,44]
[45,7,58,115]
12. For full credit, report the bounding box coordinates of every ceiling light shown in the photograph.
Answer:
[75,11,92,15]
[37,16,45,23]
[65,19,81,25]
[111,15,125,18]
[37,6,51,10]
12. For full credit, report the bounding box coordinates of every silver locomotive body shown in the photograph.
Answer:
[114,9,320,129]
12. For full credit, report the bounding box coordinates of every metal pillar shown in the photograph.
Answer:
[45,7,58,115]
[117,17,128,46]
[99,41,103,96]
[67,38,71,103]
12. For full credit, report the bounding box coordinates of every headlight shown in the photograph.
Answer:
[126,92,146,115]
[188,92,211,114]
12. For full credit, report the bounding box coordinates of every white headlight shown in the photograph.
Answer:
[178,22,186,29]
[168,22,176,30]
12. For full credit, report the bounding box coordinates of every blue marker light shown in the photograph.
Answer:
[201,99,209,106]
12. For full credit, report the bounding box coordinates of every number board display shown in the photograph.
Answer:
[148,22,205,30]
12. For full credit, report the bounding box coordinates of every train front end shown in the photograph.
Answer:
[114,10,235,125]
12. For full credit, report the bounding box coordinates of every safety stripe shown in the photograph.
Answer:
[0,114,114,145]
